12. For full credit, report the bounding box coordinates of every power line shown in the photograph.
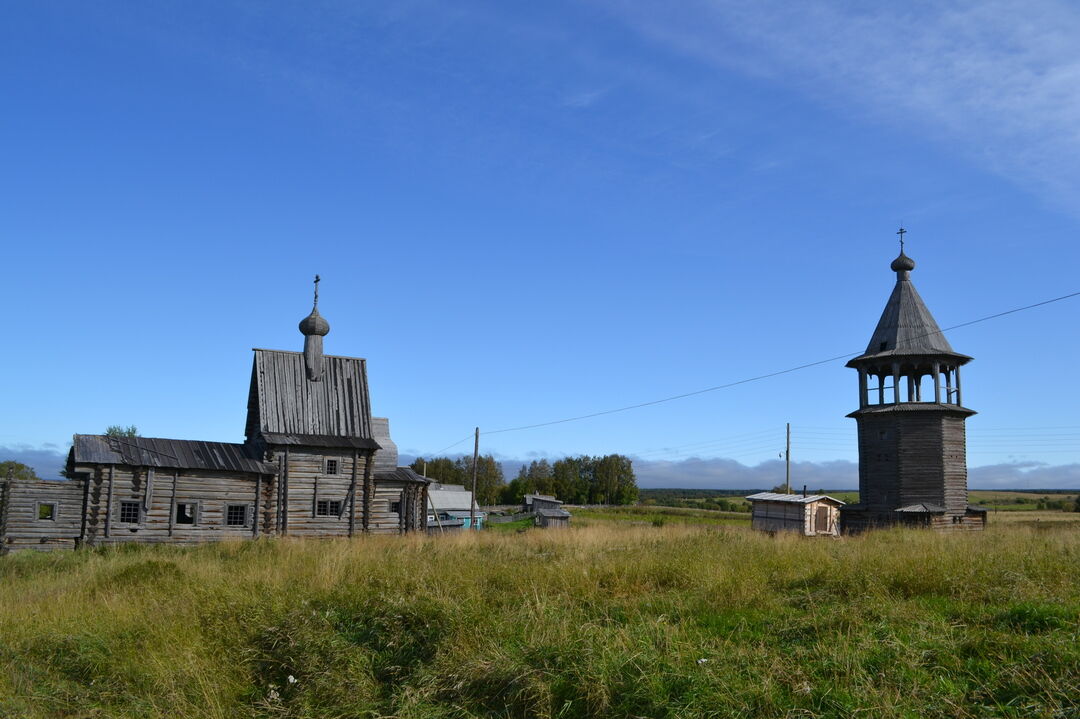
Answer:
[423,288,1080,457]
[478,289,1080,437]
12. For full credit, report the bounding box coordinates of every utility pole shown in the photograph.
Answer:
[470,427,479,530]
[784,422,791,494]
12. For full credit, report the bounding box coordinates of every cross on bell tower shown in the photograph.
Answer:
[839,232,986,532]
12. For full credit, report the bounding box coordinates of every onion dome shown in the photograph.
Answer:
[299,308,330,336]
[890,252,916,274]
[301,275,328,381]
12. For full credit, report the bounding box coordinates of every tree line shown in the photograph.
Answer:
[407,454,638,506]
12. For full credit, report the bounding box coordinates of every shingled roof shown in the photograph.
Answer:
[245,349,380,449]
[847,252,972,367]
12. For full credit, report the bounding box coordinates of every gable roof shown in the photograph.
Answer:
[746,492,845,505]
[246,349,379,449]
[524,494,563,505]
[428,487,480,513]
[70,435,276,474]
[847,254,971,366]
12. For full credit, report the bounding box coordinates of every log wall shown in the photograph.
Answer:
[2,450,428,551]
[856,411,970,515]
[75,464,271,546]
[0,479,86,552]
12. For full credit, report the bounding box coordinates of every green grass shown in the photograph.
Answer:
[573,504,749,528]
[1,523,1078,718]
[486,517,535,533]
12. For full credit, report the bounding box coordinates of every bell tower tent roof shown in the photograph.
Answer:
[846,249,971,368]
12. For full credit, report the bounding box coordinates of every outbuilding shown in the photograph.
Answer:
[745,492,844,536]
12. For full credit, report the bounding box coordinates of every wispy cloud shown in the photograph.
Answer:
[600,0,1080,210]
[633,455,1080,490]
[561,87,611,108]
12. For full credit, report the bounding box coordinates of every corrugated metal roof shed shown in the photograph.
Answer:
[745,492,845,505]
[72,435,276,474]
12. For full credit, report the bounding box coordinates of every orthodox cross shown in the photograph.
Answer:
[896,226,907,253]
[313,274,321,308]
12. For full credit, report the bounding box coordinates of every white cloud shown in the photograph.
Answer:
[600,0,1080,210]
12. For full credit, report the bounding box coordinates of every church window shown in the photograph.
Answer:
[119,501,140,524]
[226,504,249,527]
[175,503,198,525]
[325,459,339,475]
[316,499,343,517]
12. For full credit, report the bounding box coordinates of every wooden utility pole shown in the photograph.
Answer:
[784,422,791,494]
[470,427,479,530]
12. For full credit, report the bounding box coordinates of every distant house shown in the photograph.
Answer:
[426,483,486,531]
[523,493,571,528]
[746,492,844,536]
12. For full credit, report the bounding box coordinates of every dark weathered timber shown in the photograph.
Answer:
[841,249,984,533]
[246,350,378,447]
[253,473,261,538]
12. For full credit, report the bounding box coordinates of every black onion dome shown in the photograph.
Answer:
[890,252,916,273]
[299,308,330,336]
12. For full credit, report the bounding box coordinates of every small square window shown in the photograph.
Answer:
[175,503,197,525]
[37,503,57,521]
[325,459,339,475]
[390,501,401,514]
[316,499,343,517]
[119,501,140,524]
[226,504,248,527]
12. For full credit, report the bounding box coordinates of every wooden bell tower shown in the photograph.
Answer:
[840,234,986,532]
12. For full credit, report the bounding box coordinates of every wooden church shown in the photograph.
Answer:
[0,279,430,551]
[840,240,987,532]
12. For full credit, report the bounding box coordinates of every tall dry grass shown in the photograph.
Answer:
[1,522,1077,718]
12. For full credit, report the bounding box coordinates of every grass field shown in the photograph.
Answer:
[640,489,1080,514]
[1,521,1078,718]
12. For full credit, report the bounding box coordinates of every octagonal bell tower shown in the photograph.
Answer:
[840,234,986,532]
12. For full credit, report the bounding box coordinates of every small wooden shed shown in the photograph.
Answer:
[746,492,844,536]
[524,494,571,528]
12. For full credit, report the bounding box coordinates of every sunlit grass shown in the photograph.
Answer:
[1,522,1077,718]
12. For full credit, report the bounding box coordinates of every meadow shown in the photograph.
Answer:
[1,521,1078,718]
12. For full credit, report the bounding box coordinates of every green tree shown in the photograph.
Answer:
[105,425,139,438]
[0,460,40,481]
[409,457,467,486]
[459,454,506,506]
[501,464,533,504]
[526,459,554,495]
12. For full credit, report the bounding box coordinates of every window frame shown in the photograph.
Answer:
[315,499,343,517]
[324,458,340,476]
[174,501,200,527]
[36,502,58,521]
[225,503,251,527]
[118,500,141,524]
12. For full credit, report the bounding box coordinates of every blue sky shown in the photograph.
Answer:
[3,1,1080,488]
